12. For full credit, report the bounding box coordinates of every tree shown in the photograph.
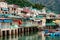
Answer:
[33,4,45,10]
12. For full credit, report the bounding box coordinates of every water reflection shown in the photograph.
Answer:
[0,31,60,40]
[46,36,60,40]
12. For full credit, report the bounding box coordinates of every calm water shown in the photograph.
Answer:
[0,31,60,40]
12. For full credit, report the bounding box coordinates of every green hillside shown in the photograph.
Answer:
[6,0,45,9]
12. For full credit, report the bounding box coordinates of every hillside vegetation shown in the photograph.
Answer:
[6,0,45,9]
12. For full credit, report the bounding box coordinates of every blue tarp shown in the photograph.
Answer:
[0,20,3,22]
[49,33,55,38]
[55,32,60,36]
[4,19,12,23]
[0,19,12,23]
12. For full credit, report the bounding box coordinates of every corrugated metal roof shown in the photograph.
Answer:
[2,8,8,11]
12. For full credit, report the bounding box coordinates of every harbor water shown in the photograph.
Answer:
[0,31,60,40]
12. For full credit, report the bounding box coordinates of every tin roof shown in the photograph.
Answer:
[2,8,8,11]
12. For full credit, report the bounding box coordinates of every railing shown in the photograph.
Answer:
[0,24,19,29]
[20,22,38,27]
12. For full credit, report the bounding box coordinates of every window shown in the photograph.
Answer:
[2,12,4,14]
[12,8,16,11]
[1,8,2,11]
[12,8,14,10]
[21,11,27,13]
[5,12,7,14]
[46,19,53,23]
[14,14,16,16]
[10,23,12,25]
[8,8,9,11]
[1,23,10,29]
[12,13,15,15]
[14,8,16,10]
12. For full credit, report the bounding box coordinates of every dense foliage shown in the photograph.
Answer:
[29,0,60,14]
[6,0,45,9]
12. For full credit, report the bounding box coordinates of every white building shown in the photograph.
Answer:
[0,2,8,8]
[17,8,23,15]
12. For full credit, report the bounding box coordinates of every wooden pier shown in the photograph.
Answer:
[0,27,38,37]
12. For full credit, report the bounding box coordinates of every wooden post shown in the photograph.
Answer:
[15,29,18,35]
[9,30,11,35]
[28,27,29,35]
[11,30,15,35]
[13,29,15,35]
[0,30,2,37]
[20,28,22,33]
[28,27,29,32]
[5,30,7,36]
[22,28,24,33]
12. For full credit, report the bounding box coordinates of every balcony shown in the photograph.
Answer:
[1,8,8,11]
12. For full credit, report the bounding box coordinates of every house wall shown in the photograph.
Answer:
[0,22,10,29]
[0,2,20,15]
[42,19,46,27]
[0,2,7,8]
